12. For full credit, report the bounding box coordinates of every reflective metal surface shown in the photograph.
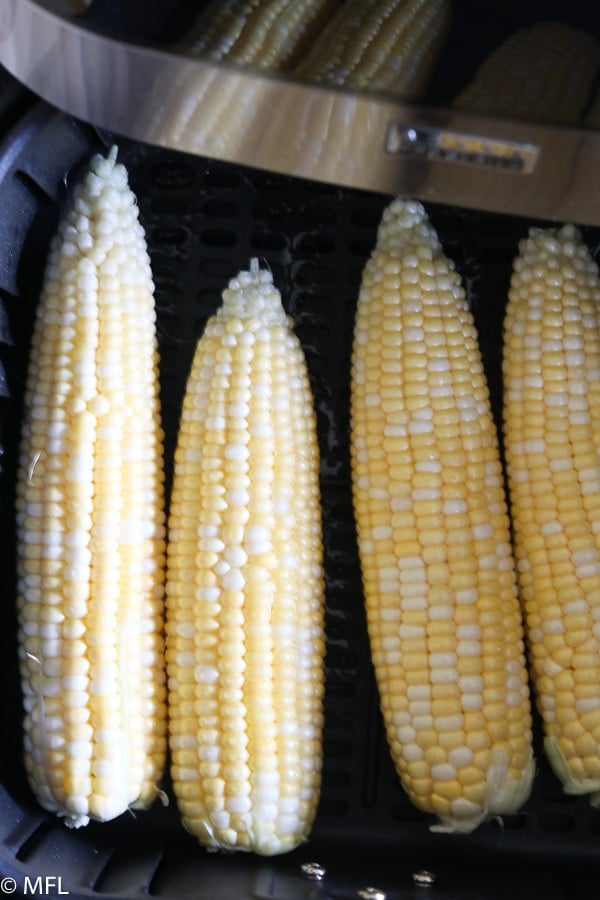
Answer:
[1,0,600,225]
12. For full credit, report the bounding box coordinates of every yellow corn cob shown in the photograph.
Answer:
[165,259,325,855]
[294,0,451,100]
[503,223,600,803]
[350,198,534,833]
[181,0,338,70]
[453,22,600,124]
[15,147,167,828]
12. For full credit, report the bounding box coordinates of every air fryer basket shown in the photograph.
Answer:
[1,100,600,900]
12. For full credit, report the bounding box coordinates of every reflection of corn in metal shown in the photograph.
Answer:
[148,0,337,156]
[350,198,534,834]
[503,224,600,806]
[453,22,600,125]
[180,0,338,70]
[294,0,451,100]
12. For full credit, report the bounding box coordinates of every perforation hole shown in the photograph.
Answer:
[293,262,335,286]
[151,162,196,189]
[198,258,238,279]
[202,199,238,218]
[200,229,237,248]
[203,169,241,189]
[250,232,288,252]
[149,224,190,248]
[295,233,336,255]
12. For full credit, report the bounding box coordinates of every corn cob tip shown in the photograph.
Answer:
[220,258,288,324]
[375,197,442,254]
[88,143,120,178]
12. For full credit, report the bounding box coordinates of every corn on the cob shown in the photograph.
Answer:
[180,0,337,70]
[503,223,600,803]
[165,259,325,856]
[453,22,600,125]
[294,0,451,100]
[15,147,167,828]
[350,198,534,833]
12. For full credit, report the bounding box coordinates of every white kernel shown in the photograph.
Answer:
[430,652,456,668]
[177,651,196,667]
[67,741,93,761]
[429,358,450,372]
[402,743,423,763]
[461,693,482,710]
[443,499,468,515]
[575,696,600,714]
[276,814,298,835]
[448,746,473,768]
[206,416,226,431]
[227,489,250,506]
[225,546,247,567]
[456,623,481,640]
[227,796,252,815]
[458,675,483,694]
[455,588,478,605]
[195,666,219,684]
[408,419,433,435]
[209,810,230,830]
[432,763,457,781]
[372,525,393,540]
[254,770,279,787]
[222,568,245,590]
[197,586,220,602]
[577,562,600,579]
[451,798,483,819]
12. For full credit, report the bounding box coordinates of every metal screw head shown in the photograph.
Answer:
[357,888,386,900]
[413,870,436,888]
[301,861,327,881]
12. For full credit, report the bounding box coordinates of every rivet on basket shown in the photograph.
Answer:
[357,888,386,900]
[413,870,437,888]
[301,861,327,881]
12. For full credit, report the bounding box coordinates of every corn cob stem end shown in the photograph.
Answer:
[60,813,90,830]
[545,736,600,804]
[428,751,534,834]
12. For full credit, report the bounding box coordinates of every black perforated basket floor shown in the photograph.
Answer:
[1,101,600,900]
